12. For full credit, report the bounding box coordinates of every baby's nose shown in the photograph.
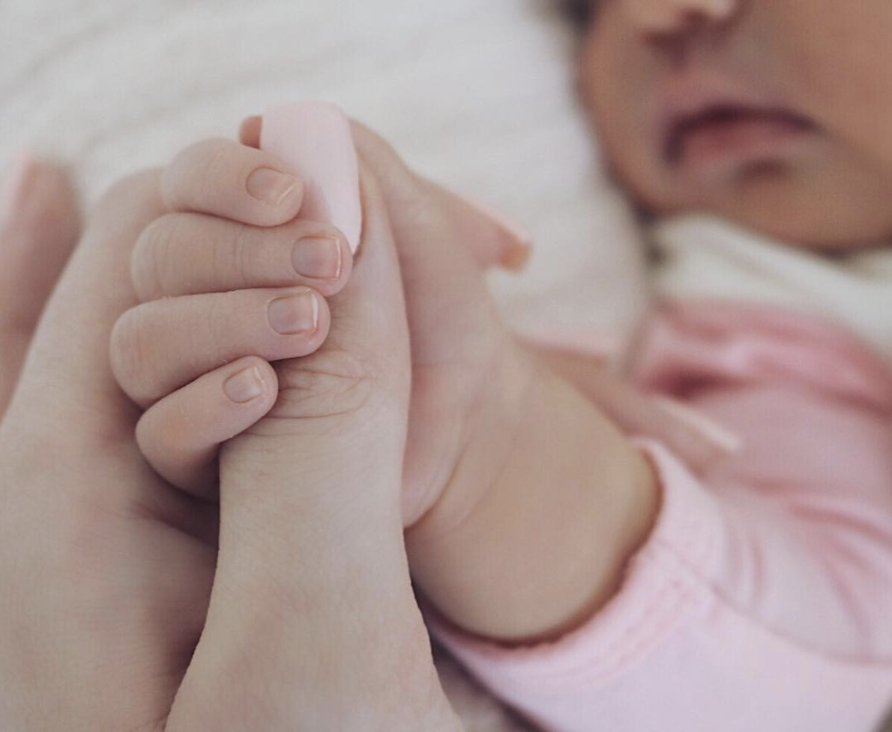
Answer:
[621,0,739,39]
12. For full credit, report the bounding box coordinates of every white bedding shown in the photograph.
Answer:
[2,1,651,728]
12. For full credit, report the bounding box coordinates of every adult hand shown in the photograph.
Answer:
[0,162,216,731]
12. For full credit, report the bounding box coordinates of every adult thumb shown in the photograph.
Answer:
[167,162,420,731]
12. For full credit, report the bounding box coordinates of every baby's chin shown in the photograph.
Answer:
[619,135,892,249]
[643,194,892,253]
[614,158,891,251]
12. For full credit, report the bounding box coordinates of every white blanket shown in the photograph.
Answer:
[2,1,651,728]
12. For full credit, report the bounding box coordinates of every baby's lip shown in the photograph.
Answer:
[657,80,817,166]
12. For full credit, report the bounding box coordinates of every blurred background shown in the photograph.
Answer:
[1,0,652,365]
[9,1,887,730]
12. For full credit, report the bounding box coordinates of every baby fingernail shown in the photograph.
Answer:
[501,241,533,272]
[224,366,265,403]
[472,198,532,245]
[458,194,534,272]
[268,290,319,335]
[246,167,299,206]
[292,236,342,279]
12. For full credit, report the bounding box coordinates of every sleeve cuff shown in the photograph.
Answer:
[423,438,724,695]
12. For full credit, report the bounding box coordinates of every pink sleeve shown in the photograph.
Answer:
[424,302,892,732]
[426,439,892,732]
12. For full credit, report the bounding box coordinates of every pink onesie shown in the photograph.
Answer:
[426,298,892,732]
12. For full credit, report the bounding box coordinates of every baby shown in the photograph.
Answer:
[104,0,892,730]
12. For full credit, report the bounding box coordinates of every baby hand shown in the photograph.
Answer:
[109,136,355,496]
[116,115,530,513]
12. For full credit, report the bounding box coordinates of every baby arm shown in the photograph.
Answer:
[406,343,661,644]
[423,307,892,732]
[343,127,892,730]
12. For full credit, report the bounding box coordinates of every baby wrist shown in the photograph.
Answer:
[407,350,658,643]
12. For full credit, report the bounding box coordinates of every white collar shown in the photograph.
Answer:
[650,215,892,365]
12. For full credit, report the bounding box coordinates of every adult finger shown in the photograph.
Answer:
[136,356,278,499]
[162,137,304,227]
[0,154,80,417]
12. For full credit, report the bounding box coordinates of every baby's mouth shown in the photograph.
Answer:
[663,104,817,171]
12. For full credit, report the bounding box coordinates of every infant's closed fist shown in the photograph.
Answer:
[110,137,355,497]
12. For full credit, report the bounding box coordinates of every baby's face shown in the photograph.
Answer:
[575,0,892,249]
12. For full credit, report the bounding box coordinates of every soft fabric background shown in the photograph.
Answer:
[1,0,651,729]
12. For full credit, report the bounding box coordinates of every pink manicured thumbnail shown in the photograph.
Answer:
[260,101,362,253]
